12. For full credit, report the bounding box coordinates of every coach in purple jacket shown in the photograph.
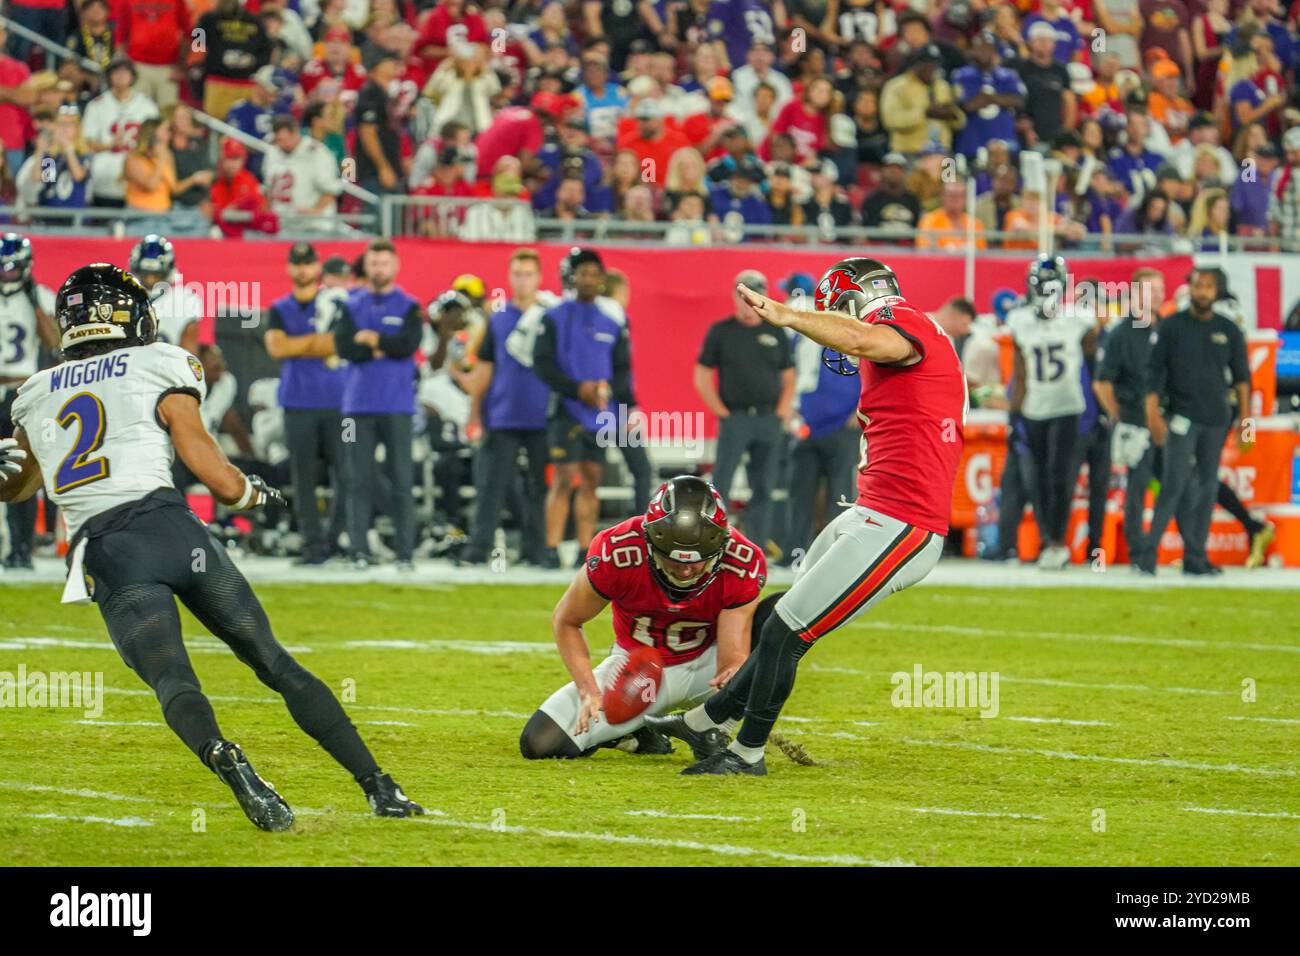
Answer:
[333,238,423,571]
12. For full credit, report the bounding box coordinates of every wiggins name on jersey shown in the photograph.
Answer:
[10,343,206,537]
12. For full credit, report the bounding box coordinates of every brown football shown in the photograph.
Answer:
[602,645,664,725]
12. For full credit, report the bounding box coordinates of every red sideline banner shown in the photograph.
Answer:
[27,238,1194,439]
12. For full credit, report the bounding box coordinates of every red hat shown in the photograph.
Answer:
[221,138,247,160]
[324,24,352,44]
[530,91,578,118]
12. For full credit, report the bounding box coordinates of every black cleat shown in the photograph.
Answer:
[538,548,561,570]
[644,713,730,761]
[612,725,675,755]
[206,741,294,832]
[362,772,425,817]
[681,749,767,776]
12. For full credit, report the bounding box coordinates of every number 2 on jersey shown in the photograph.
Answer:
[53,392,110,493]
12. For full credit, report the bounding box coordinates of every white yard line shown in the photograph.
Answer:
[75,720,164,727]
[624,810,760,822]
[911,807,1046,820]
[807,664,1235,697]
[24,812,153,828]
[1006,716,1110,727]
[902,738,1296,777]
[1223,716,1300,725]
[0,636,313,654]
[848,620,1300,655]
[100,686,530,721]
[340,639,553,655]
[1183,807,1300,820]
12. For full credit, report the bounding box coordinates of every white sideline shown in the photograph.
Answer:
[1183,807,1300,820]
[100,686,531,721]
[911,807,1046,820]
[24,812,153,828]
[624,810,760,822]
[808,663,1236,696]
[902,738,1297,776]
[1006,716,1110,727]
[1224,716,1300,725]
[0,779,909,866]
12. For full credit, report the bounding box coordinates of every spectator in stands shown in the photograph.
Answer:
[975,163,1022,237]
[67,0,115,72]
[1094,0,1143,69]
[785,0,837,53]
[917,179,988,250]
[1270,126,1300,244]
[694,269,794,560]
[731,79,779,145]
[0,22,33,180]
[533,112,604,211]
[679,44,724,96]
[4,0,65,67]
[762,74,835,165]
[802,158,852,235]
[1155,163,1195,229]
[477,100,545,186]
[680,76,739,160]
[80,56,159,209]
[264,114,343,225]
[425,40,501,136]
[226,66,285,177]
[834,38,885,104]
[21,104,90,211]
[167,103,214,220]
[663,145,711,216]
[544,169,594,221]
[461,247,551,567]
[665,191,712,244]
[1232,141,1280,237]
[210,137,275,237]
[417,0,489,71]
[764,162,802,227]
[710,160,770,236]
[1023,0,1083,64]
[462,156,537,241]
[881,45,963,155]
[581,0,656,72]
[1149,61,1196,145]
[860,151,921,240]
[264,242,346,566]
[1225,40,1286,136]
[1138,0,1194,89]
[989,1,1028,61]
[1109,112,1166,200]
[1015,22,1076,147]
[1190,0,1231,109]
[300,25,368,105]
[575,54,629,143]
[1170,112,1238,184]
[732,40,792,113]
[112,0,188,109]
[953,31,1025,160]
[355,53,404,196]
[123,117,177,227]
[527,2,578,62]
[1114,188,1177,250]
[617,98,690,184]
[197,0,273,120]
[333,238,423,572]
[1186,186,1232,247]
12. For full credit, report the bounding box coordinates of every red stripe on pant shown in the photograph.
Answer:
[799,526,930,642]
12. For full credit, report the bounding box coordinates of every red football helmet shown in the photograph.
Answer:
[643,476,730,602]
[814,257,902,317]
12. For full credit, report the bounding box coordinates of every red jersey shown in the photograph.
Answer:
[853,296,967,534]
[585,516,766,667]
[416,7,489,69]
[300,58,368,99]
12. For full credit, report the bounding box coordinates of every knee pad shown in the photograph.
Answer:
[519,711,582,760]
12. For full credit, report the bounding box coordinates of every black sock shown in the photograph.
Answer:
[735,613,815,750]
[1217,482,1262,537]
[272,662,381,781]
[162,690,224,762]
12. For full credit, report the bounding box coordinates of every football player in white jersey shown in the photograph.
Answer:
[128,234,203,353]
[0,264,423,830]
[1007,255,1100,570]
[0,234,58,569]
[263,115,344,226]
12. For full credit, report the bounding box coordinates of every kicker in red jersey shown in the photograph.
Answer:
[854,296,968,535]
[585,516,766,666]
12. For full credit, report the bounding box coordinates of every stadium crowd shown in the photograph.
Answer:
[0,0,1299,245]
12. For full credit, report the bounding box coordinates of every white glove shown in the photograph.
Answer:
[229,473,285,510]
[0,437,27,484]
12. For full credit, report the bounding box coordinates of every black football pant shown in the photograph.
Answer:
[469,427,547,561]
[1067,422,1111,556]
[712,412,784,548]
[1140,422,1230,569]
[344,412,415,562]
[1,386,37,562]
[1024,414,1080,544]
[285,407,346,559]
[785,425,859,558]
[84,490,380,780]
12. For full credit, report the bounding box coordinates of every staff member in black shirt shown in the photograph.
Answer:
[1094,266,1164,561]
[1012,22,1075,146]
[694,270,795,558]
[355,54,403,196]
[1135,267,1250,576]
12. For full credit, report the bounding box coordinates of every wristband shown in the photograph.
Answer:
[232,475,254,510]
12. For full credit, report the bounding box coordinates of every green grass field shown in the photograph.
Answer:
[1,581,1297,866]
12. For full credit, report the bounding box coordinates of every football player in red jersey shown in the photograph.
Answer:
[519,475,777,760]
[649,258,968,775]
